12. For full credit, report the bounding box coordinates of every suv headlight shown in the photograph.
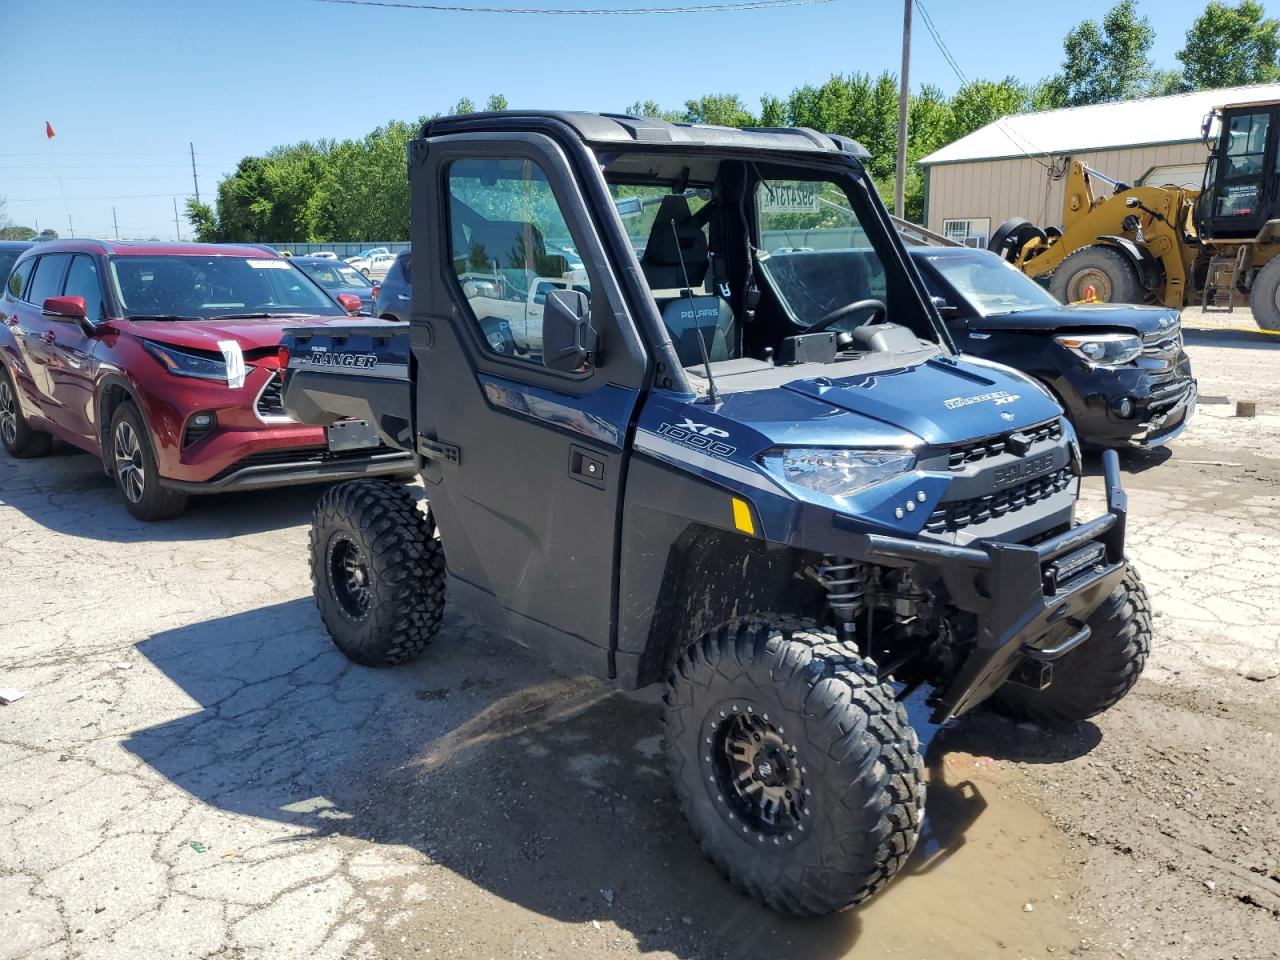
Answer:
[759,448,916,498]
[143,341,229,382]
[1054,332,1142,367]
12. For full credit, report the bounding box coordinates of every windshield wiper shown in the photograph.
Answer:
[208,311,314,321]
[126,314,204,322]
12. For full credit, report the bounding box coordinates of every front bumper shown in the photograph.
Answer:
[842,449,1131,723]
[159,446,415,492]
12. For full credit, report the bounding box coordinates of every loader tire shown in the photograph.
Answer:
[664,620,926,915]
[992,566,1152,728]
[1249,256,1280,332]
[1050,245,1145,304]
[989,217,1046,261]
[310,479,445,666]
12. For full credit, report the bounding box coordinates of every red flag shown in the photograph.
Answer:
[45,121,55,139]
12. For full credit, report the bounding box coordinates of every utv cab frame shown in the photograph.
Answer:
[283,111,1151,916]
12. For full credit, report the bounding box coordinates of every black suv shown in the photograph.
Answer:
[912,246,1196,448]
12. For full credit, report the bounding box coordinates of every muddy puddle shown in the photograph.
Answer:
[374,678,1085,960]
[680,747,1082,960]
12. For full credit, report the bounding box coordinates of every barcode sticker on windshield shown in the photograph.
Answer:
[247,259,290,269]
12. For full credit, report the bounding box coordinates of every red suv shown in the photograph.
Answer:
[0,240,412,520]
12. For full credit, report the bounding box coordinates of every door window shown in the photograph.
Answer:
[26,254,71,309]
[63,255,106,322]
[7,258,34,300]
[446,158,588,366]
[1217,112,1271,218]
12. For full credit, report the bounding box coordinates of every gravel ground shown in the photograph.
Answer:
[0,326,1277,960]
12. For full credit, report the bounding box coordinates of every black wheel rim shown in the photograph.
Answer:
[113,420,145,503]
[702,701,809,845]
[0,380,16,446]
[328,536,372,619]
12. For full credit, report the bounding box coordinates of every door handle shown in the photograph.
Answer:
[569,444,606,489]
[41,330,57,343]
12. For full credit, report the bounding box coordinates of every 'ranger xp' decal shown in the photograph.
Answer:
[943,390,1019,410]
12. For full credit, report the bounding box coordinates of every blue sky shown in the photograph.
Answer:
[1,0,1219,240]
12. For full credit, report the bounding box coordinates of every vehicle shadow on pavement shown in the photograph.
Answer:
[0,445,322,543]
[1182,327,1279,351]
[125,601,1069,959]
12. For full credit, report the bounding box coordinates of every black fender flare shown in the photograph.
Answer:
[94,373,154,473]
[1094,236,1164,292]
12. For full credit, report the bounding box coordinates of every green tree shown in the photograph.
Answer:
[0,225,37,241]
[681,93,756,127]
[1177,1,1280,89]
[1054,0,1156,106]
[947,78,1028,142]
[450,97,476,115]
[485,94,509,112]
[185,198,219,243]
[37,229,58,240]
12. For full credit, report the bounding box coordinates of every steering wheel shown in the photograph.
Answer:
[806,298,886,334]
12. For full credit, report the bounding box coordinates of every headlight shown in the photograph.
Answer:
[759,448,916,498]
[143,341,228,382]
[1054,332,1142,367]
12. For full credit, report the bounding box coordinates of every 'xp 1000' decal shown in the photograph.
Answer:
[305,350,379,370]
[943,390,1019,410]
[656,420,737,459]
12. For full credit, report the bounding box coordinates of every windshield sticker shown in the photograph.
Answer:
[246,259,290,270]
[943,390,1019,410]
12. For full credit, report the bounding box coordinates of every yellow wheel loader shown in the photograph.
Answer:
[991,98,1280,331]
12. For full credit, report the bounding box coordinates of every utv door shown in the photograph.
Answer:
[1201,106,1279,239]
[408,132,650,676]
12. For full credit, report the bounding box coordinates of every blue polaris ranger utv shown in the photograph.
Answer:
[281,111,1151,916]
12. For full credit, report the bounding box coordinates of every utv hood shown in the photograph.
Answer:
[780,355,1061,447]
[969,302,1180,335]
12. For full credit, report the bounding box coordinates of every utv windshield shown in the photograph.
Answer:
[924,251,1060,317]
[600,151,940,376]
[109,255,345,319]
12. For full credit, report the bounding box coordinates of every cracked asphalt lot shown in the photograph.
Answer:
[1,327,1277,960]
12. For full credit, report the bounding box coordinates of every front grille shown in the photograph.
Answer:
[1142,326,1183,360]
[947,419,1063,470]
[256,374,289,421]
[924,466,1074,534]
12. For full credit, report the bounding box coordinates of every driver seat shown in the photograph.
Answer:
[641,195,737,368]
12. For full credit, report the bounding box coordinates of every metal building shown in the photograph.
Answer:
[917,82,1280,248]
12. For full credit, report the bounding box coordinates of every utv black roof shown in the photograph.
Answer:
[418,110,870,158]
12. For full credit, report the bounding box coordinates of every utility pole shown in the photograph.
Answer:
[173,197,182,241]
[112,207,120,240]
[68,214,75,237]
[190,142,200,204]
[894,0,912,220]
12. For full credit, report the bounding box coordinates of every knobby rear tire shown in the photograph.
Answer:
[310,479,445,666]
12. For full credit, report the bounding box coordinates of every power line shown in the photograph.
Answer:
[313,0,831,13]
[915,0,1053,168]
[4,192,196,203]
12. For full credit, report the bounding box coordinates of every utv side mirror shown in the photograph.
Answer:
[43,295,87,322]
[931,295,959,319]
[542,289,597,372]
